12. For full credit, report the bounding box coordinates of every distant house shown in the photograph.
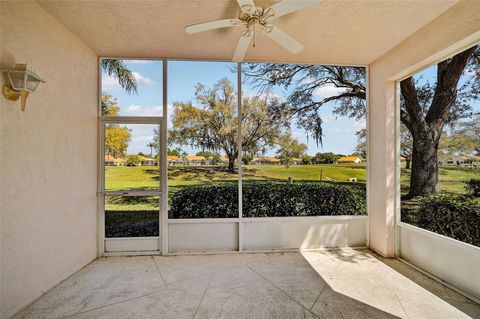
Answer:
[291,158,303,165]
[279,157,303,165]
[458,156,470,165]
[104,155,126,166]
[167,155,183,166]
[219,156,229,165]
[438,154,480,166]
[337,156,363,164]
[184,155,207,165]
[105,155,115,166]
[139,156,157,166]
[251,157,281,165]
[470,156,480,166]
[438,154,469,166]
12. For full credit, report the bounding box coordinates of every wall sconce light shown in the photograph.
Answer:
[2,64,46,111]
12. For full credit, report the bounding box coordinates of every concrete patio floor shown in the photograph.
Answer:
[13,249,480,319]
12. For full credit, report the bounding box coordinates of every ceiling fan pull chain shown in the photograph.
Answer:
[253,21,256,48]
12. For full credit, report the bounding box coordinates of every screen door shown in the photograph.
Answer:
[99,117,163,253]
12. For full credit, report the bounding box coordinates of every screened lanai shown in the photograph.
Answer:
[1,1,479,318]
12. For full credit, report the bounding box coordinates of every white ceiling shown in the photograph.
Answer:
[37,0,459,65]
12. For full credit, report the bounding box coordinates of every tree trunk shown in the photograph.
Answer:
[408,128,440,197]
[227,156,236,173]
[400,46,475,198]
[405,159,411,169]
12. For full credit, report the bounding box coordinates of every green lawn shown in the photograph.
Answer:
[105,166,160,191]
[105,163,476,211]
[243,163,366,182]
[105,163,367,191]
[105,164,366,211]
[400,166,479,195]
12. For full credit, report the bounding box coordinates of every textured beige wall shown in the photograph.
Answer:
[0,2,98,318]
[368,0,480,257]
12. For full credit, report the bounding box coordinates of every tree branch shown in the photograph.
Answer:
[425,46,477,125]
[400,77,426,132]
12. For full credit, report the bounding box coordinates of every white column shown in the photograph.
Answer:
[237,63,243,252]
[367,67,398,257]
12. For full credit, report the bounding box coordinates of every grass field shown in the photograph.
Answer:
[105,163,367,191]
[104,163,478,211]
[105,164,366,211]
[400,166,479,194]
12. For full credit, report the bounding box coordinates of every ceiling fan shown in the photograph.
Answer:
[185,0,323,62]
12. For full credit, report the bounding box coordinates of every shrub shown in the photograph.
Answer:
[105,210,159,237]
[243,182,366,217]
[466,179,480,198]
[169,182,366,219]
[242,153,253,165]
[169,184,239,219]
[125,154,140,166]
[416,194,480,247]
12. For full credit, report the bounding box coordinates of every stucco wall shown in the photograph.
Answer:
[0,2,98,318]
[368,0,480,257]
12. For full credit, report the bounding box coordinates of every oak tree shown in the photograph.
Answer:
[169,79,288,173]
[244,45,479,197]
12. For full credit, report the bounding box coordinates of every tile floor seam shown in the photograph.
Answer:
[391,287,411,319]
[192,273,215,319]
[151,256,168,286]
[378,262,411,319]
[327,257,344,280]
[375,259,410,319]
[164,271,218,286]
[244,264,321,319]
[305,255,346,313]
[59,288,166,319]
[309,283,328,311]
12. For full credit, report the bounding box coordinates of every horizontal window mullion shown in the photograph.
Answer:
[102,190,161,197]
[100,116,163,124]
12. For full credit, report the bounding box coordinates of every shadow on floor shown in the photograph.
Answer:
[372,252,480,318]
[302,248,479,319]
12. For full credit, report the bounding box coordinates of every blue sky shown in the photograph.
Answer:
[102,59,365,156]
[102,58,478,156]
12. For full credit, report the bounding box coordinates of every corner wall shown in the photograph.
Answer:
[0,2,98,318]
[368,0,480,257]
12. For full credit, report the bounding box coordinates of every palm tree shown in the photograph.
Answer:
[147,142,156,157]
[101,59,137,94]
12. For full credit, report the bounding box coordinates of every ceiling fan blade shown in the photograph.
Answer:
[185,19,240,34]
[268,0,323,20]
[263,25,303,54]
[232,33,253,62]
[236,0,256,13]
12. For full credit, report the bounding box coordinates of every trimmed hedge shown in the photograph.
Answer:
[243,182,366,217]
[169,184,239,219]
[415,194,480,247]
[466,179,480,198]
[169,182,366,219]
[105,210,159,237]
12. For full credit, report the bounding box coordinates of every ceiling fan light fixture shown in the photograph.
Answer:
[241,4,255,14]
[261,24,274,34]
[184,0,323,61]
